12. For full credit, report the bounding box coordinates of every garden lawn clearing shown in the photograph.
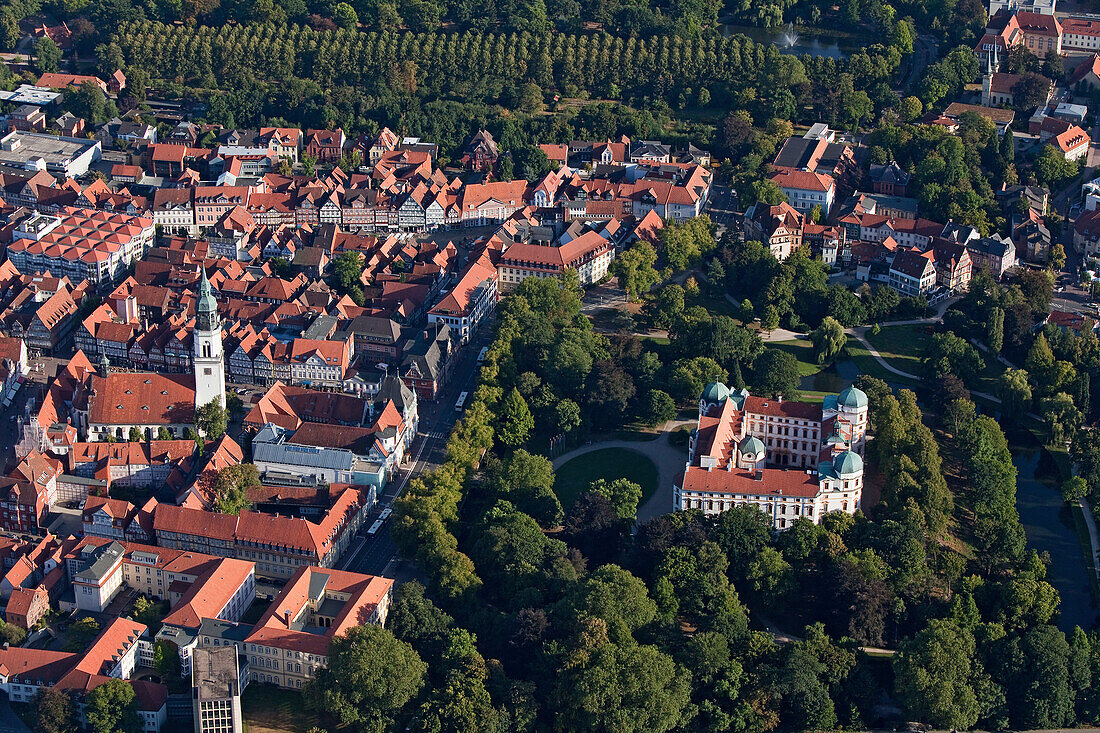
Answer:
[864,324,930,375]
[770,339,821,378]
[554,447,658,512]
[242,685,320,733]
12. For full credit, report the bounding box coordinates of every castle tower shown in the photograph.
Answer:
[835,385,869,450]
[193,267,226,410]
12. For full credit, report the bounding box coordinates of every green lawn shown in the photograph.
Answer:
[795,390,831,404]
[770,339,820,378]
[242,685,320,733]
[864,324,932,376]
[554,448,658,513]
[843,338,921,388]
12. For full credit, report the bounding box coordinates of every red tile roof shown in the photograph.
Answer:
[161,557,253,630]
[769,168,834,192]
[1016,10,1061,35]
[245,565,392,656]
[153,504,238,541]
[679,465,821,497]
[1053,125,1090,154]
[87,373,195,426]
[744,395,823,420]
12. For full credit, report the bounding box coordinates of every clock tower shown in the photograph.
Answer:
[193,267,226,410]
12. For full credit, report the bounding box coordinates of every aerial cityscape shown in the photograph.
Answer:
[0,0,1096,729]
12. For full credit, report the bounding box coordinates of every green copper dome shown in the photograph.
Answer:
[702,381,730,404]
[833,450,863,477]
[196,267,220,332]
[837,385,868,409]
[739,435,765,456]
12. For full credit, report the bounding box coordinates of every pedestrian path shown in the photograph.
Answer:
[1078,498,1100,586]
[848,331,1003,405]
[551,421,694,522]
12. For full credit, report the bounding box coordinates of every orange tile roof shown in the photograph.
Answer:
[87,372,195,426]
[769,168,834,192]
[73,617,147,676]
[245,565,392,656]
[5,585,44,620]
[679,464,822,497]
[744,395,823,421]
[429,250,496,317]
[161,557,253,629]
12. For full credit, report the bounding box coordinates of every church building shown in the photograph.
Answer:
[84,269,226,441]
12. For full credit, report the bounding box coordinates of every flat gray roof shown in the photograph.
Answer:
[0,85,61,106]
[0,132,98,166]
[192,646,240,700]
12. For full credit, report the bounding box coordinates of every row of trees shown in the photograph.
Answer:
[106,18,905,145]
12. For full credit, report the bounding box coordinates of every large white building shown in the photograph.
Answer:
[989,0,1055,16]
[769,169,836,216]
[0,130,101,177]
[675,383,869,529]
[428,251,498,343]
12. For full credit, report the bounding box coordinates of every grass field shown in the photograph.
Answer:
[843,338,921,388]
[554,447,658,512]
[864,324,931,376]
[769,339,820,378]
[242,685,320,733]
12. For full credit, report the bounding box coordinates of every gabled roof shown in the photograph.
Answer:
[87,372,195,426]
[890,248,936,278]
[769,168,834,192]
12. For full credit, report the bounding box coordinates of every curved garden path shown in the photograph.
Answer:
[552,420,694,522]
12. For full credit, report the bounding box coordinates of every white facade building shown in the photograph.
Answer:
[674,383,869,529]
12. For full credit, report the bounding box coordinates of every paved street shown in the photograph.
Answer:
[580,282,630,317]
[900,35,938,92]
[338,327,491,578]
[705,181,739,236]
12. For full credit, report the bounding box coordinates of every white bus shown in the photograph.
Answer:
[476,347,488,364]
[367,519,384,535]
[378,507,392,522]
[455,391,468,411]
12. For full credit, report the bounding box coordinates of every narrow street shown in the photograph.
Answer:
[338,327,490,578]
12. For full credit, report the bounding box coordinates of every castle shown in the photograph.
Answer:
[674,382,869,529]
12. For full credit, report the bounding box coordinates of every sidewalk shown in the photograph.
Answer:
[1078,498,1100,585]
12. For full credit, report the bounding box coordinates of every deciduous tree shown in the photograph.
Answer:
[894,619,980,730]
[86,679,142,733]
[497,387,534,447]
[195,398,227,439]
[306,625,426,732]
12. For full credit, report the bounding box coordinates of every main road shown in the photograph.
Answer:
[338,326,492,578]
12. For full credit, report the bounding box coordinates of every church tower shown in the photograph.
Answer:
[193,267,226,409]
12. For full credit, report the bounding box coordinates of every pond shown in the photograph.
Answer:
[1014,448,1098,632]
[801,357,859,393]
[722,22,856,59]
